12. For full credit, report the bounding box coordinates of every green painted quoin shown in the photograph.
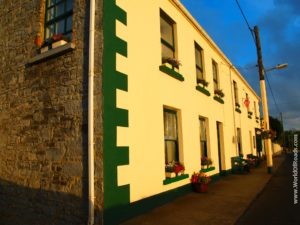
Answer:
[103,0,129,223]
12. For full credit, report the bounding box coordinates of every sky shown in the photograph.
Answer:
[181,0,300,131]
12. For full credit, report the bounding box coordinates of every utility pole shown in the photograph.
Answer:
[253,26,273,173]
[280,112,285,149]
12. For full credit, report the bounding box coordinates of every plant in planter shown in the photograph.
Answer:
[191,172,211,193]
[40,33,70,52]
[201,156,212,168]
[162,57,182,69]
[165,162,185,178]
[197,78,209,87]
[214,89,225,98]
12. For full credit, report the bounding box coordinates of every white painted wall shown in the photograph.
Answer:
[116,0,260,202]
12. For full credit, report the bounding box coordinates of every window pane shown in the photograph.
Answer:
[160,16,174,46]
[196,68,204,80]
[161,44,174,60]
[47,7,55,21]
[199,119,206,141]
[66,0,73,11]
[45,25,55,39]
[212,62,218,80]
[195,48,203,68]
[164,111,177,139]
[66,16,72,32]
[56,20,65,34]
[212,61,218,89]
[165,141,178,163]
[47,0,56,7]
[201,142,207,157]
[56,2,65,17]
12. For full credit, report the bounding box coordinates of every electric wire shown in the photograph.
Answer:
[234,0,256,44]
[265,71,281,114]
[234,0,283,116]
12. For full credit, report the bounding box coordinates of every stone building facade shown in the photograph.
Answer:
[0,0,103,224]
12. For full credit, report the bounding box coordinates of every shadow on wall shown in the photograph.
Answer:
[0,179,101,225]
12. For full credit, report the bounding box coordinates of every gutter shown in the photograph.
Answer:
[88,0,95,224]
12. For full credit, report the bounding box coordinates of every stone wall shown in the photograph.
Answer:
[0,0,103,224]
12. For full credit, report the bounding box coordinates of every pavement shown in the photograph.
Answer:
[120,154,286,225]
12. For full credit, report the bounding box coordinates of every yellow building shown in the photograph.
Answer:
[103,0,261,223]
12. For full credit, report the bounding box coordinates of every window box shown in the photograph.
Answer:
[159,65,184,81]
[214,89,225,104]
[196,85,210,96]
[52,40,67,49]
[248,111,253,119]
[200,166,216,173]
[235,108,242,113]
[213,95,224,104]
[163,174,189,185]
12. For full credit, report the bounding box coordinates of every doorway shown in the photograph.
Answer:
[216,121,225,172]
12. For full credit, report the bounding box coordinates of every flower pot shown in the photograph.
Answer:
[193,183,208,193]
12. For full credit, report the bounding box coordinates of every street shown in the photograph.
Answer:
[235,154,300,225]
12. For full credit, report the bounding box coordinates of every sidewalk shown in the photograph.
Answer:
[121,155,285,225]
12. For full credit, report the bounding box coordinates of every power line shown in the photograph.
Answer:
[234,0,256,44]
[265,71,281,114]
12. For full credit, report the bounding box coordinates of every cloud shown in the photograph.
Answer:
[254,0,300,130]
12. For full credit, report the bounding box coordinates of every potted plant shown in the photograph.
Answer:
[191,172,211,193]
[165,162,185,178]
[201,156,212,168]
[40,33,70,53]
[162,57,182,69]
[214,89,225,98]
[197,78,209,87]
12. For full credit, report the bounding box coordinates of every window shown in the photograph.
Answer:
[164,108,179,164]
[199,117,209,158]
[245,93,250,112]
[195,42,204,82]
[233,80,239,105]
[45,0,73,40]
[160,10,176,63]
[237,128,242,155]
[212,60,219,90]
[254,101,258,117]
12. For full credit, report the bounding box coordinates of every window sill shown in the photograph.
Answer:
[200,166,215,173]
[213,96,224,104]
[196,85,211,96]
[27,42,75,65]
[159,65,184,81]
[163,174,189,185]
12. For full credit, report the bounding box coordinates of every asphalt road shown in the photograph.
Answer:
[235,154,300,225]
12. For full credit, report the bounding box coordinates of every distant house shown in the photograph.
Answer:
[0,0,261,225]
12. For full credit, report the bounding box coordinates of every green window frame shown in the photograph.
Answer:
[45,0,73,40]
[195,42,204,83]
[160,10,176,64]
